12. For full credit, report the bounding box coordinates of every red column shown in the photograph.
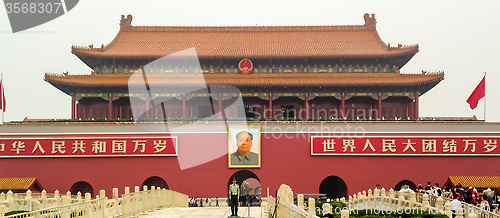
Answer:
[409,101,415,120]
[182,95,186,118]
[218,94,222,118]
[378,95,382,119]
[305,96,309,119]
[76,102,80,120]
[108,95,113,119]
[82,105,86,120]
[114,104,119,120]
[415,93,419,120]
[268,95,273,118]
[71,96,76,120]
[341,95,345,119]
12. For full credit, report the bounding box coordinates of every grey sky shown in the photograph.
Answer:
[0,0,498,122]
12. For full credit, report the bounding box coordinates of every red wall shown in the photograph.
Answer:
[1,132,499,198]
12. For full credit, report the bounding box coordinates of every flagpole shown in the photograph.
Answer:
[484,71,486,122]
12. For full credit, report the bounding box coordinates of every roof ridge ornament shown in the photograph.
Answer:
[120,14,133,31]
[363,13,376,30]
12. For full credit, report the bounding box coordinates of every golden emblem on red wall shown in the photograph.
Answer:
[239,59,253,74]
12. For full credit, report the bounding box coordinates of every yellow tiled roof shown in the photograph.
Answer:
[448,176,500,188]
[0,178,38,191]
[71,14,418,59]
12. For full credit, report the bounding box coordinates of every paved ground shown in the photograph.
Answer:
[135,206,266,218]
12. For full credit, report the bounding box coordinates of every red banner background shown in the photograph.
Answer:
[0,134,177,157]
[312,134,500,155]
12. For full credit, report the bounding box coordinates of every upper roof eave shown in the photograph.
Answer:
[44,72,444,87]
[72,47,419,60]
[70,14,419,64]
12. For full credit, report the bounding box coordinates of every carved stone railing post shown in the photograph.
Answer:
[398,192,405,207]
[25,190,32,211]
[66,191,71,204]
[61,193,70,218]
[100,190,106,199]
[113,188,119,200]
[373,188,379,207]
[297,194,304,210]
[409,191,416,206]
[383,195,390,208]
[77,191,82,203]
[161,188,167,207]
[134,186,140,213]
[142,186,149,213]
[41,190,47,208]
[112,188,119,215]
[84,193,91,217]
[436,196,444,213]
[54,190,60,206]
[422,194,429,211]
[100,189,109,217]
[150,186,156,209]
[308,198,315,218]
[367,189,375,207]
[388,188,395,199]
[158,187,163,208]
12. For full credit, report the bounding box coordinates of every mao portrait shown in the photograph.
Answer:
[228,127,261,168]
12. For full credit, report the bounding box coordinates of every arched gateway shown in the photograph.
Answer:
[69,181,94,198]
[319,176,348,199]
[227,170,261,205]
[395,179,417,191]
[142,176,169,190]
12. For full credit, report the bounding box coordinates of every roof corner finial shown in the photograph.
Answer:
[120,14,133,31]
[363,13,376,29]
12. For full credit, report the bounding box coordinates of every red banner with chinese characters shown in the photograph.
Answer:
[0,134,177,158]
[311,134,500,156]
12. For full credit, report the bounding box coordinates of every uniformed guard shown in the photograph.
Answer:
[229,177,240,217]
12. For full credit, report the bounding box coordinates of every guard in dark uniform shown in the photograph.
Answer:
[229,177,240,217]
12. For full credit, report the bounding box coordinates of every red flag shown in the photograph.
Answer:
[466,76,485,110]
[0,79,5,112]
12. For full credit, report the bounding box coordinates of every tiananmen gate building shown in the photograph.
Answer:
[2,14,499,201]
[44,14,444,121]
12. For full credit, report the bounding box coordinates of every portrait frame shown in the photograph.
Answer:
[228,126,261,168]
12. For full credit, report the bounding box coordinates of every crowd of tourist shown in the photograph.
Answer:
[188,197,219,207]
[408,182,500,217]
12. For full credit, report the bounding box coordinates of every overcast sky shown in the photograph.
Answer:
[0,0,499,122]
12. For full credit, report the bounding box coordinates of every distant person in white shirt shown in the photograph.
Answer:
[451,192,462,218]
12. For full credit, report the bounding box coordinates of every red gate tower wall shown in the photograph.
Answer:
[0,123,498,198]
